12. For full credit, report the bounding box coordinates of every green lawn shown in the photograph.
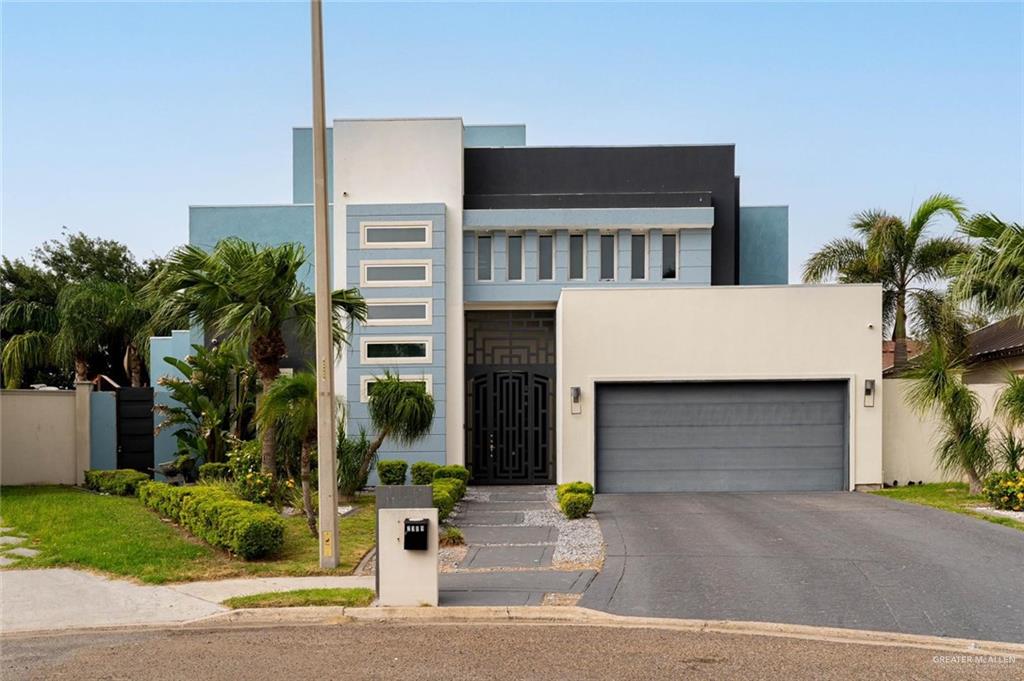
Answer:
[872,482,1024,531]
[222,587,374,609]
[0,486,376,584]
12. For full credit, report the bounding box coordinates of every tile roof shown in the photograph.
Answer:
[968,316,1024,363]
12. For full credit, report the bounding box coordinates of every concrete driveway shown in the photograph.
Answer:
[579,492,1024,643]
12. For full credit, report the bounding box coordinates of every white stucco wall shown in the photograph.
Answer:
[965,356,1024,384]
[1,390,78,485]
[332,118,465,465]
[556,284,884,489]
[882,379,1005,484]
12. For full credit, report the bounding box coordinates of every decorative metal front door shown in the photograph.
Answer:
[466,311,555,484]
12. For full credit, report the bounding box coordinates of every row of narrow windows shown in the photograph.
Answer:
[476,232,679,282]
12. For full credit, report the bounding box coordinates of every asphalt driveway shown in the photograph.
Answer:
[579,492,1024,643]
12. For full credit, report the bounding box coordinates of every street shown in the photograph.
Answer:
[3,622,1020,681]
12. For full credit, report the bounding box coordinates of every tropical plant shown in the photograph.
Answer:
[951,214,1024,317]
[904,342,993,493]
[803,194,969,372]
[337,428,373,501]
[255,370,322,535]
[996,372,1024,430]
[154,344,257,464]
[143,238,367,479]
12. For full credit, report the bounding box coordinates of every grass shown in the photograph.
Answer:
[872,482,1024,532]
[222,587,374,609]
[0,486,377,584]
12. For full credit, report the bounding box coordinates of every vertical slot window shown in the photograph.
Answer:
[569,234,585,280]
[662,233,677,279]
[538,234,554,280]
[477,235,492,281]
[631,233,646,280]
[507,234,523,281]
[600,233,616,281]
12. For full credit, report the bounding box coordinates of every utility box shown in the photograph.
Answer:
[378,507,438,606]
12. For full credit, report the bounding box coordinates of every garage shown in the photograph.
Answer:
[595,380,848,493]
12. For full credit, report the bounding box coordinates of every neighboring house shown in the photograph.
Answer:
[184,118,883,493]
[881,340,924,374]
[965,316,1024,384]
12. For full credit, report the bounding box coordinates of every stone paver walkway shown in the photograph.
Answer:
[0,517,39,567]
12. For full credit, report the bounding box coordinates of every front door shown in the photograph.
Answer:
[116,387,155,474]
[466,311,555,484]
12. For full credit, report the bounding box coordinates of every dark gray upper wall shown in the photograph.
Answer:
[464,145,738,284]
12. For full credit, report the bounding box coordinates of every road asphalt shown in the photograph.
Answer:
[3,622,1020,680]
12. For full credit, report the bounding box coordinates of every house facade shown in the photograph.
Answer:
[186,118,883,492]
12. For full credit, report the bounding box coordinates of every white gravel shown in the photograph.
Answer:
[972,506,1024,522]
[523,487,603,569]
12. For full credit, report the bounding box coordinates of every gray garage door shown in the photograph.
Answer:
[595,381,848,493]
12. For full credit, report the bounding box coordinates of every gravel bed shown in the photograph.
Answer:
[522,487,603,569]
[972,506,1024,522]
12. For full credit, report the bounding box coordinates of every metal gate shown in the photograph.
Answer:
[116,387,155,474]
[465,310,555,484]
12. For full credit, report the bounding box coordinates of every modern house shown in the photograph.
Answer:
[183,118,883,493]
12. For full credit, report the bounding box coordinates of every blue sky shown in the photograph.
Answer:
[3,2,1021,282]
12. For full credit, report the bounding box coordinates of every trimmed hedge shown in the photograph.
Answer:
[411,461,440,486]
[433,476,465,502]
[432,487,455,521]
[84,469,150,496]
[983,470,1024,512]
[433,465,470,483]
[556,481,594,502]
[377,460,408,486]
[560,492,594,520]
[198,462,233,482]
[137,481,285,559]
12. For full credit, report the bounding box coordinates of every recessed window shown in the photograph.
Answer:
[600,233,616,281]
[360,374,433,402]
[360,221,431,248]
[662,232,677,280]
[477,235,492,281]
[631,233,646,280]
[361,261,431,287]
[507,235,523,281]
[569,234,585,280]
[361,338,431,364]
[365,300,431,326]
[538,234,554,280]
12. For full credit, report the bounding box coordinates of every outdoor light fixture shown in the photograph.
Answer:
[570,386,582,415]
[864,379,876,407]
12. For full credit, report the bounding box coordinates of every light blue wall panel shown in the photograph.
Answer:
[740,206,789,285]
[464,124,527,147]
[149,329,192,471]
[89,391,117,470]
[292,127,334,205]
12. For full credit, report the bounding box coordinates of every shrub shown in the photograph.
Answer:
[440,525,464,547]
[433,465,470,483]
[227,440,262,479]
[560,491,594,520]
[338,429,373,499]
[377,460,408,486]
[432,486,455,521]
[433,476,465,502]
[411,461,440,486]
[234,470,292,507]
[556,481,594,502]
[983,470,1024,512]
[199,462,232,482]
[83,469,150,496]
[137,481,285,559]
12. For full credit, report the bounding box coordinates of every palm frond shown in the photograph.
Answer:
[1,331,52,388]
[368,371,435,446]
[997,372,1024,429]
[907,193,966,246]
[802,238,869,283]
[909,236,971,285]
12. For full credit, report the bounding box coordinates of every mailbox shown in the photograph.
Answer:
[404,518,429,551]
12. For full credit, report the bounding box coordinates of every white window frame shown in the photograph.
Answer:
[568,232,587,281]
[360,336,433,365]
[630,231,647,281]
[364,298,433,327]
[506,232,524,281]
[537,232,555,281]
[477,235,493,281]
[661,230,679,280]
[599,231,617,281]
[359,373,433,402]
[360,259,432,288]
[359,220,432,249]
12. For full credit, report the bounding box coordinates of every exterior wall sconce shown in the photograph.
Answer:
[570,386,582,415]
[864,379,876,408]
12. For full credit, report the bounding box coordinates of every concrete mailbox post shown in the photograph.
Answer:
[377,507,439,606]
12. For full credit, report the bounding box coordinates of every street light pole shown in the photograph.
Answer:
[310,0,338,569]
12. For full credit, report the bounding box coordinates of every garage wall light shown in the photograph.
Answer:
[570,386,582,415]
[864,379,876,407]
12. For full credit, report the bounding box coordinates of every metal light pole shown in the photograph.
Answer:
[310,0,338,569]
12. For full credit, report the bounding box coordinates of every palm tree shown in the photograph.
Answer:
[143,238,367,479]
[904,342,993,493]
[0,298,57,388]
[256,371,321,535]
[353,372,435,488]
[951,214,1024,317]
[803,194,969,372]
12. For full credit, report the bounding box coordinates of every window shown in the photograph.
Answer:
[477,235,492,281]
[600,233,616,280]
[507,234,523,281]
[631,233,646,280]
[364,299,431,326]
[361,337,432,365]
[538,234,554,280]
[360,221,431,248]
[569,234,585,280]
[662,233,677,279]
[361,261,431,287]
[360,374,433,402]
